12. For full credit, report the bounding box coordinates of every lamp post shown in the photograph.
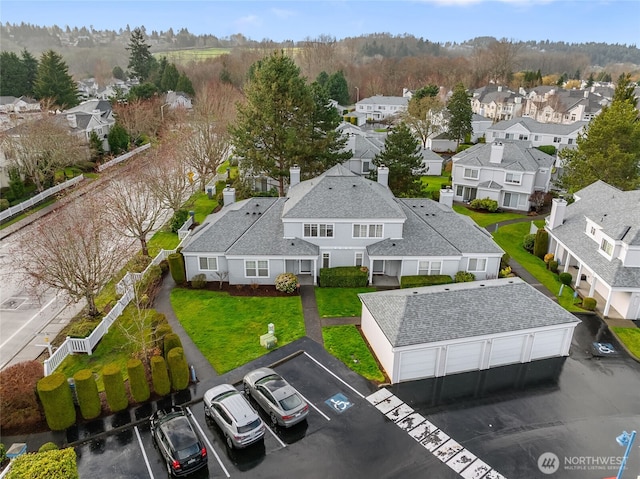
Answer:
[355,86,359,103]
[615,430,636,479]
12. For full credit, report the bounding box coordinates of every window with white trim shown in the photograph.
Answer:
[353,224,383,238]
[590,226,596,236]
[505,172,522,185]
[362,161,370,173]
[600,238,613,256]
[245,260,269,277]
[518,134,528,141]
[355,252,363,267]
[322,253,330,268]
[303,223,334,238]
[553,137,561,143]
[456,185,464,196]
[468,258,487,272]
[418,260,442,275]
[198,257,218,271]
[463,168,479,180]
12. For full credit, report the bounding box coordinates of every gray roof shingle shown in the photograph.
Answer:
[453,140,555,172]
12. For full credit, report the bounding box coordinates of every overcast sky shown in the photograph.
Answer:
[2,0,639,45]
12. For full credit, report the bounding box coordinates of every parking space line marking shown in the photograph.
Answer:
[263,423,287,448]
[303,352,365,399]
[296,391,331,421]
[134,425,154,479]
[186,407,231,478]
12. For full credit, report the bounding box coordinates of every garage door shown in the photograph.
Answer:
[445,342,483,375]
[489,335,526,367]
[398,349,438,381]
[530,329,565,360]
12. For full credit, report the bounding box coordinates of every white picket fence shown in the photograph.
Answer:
[97,143,151,172]
[0,176,84,222]
[43,238,188,376]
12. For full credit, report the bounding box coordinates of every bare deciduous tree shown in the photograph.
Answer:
[17,198,129,317]
[404,95,447,148]
[112,97,163,145]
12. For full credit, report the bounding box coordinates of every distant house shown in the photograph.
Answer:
[427,114,491,152]
[415,148,444,176]
[355,95,408,122]
[63,99,115,151]
[338,123,385,176]
[181,164,503,286]
[165,91,192,111]
[0,96,40,114]
[486,117,587,152]
[545,181,640,320]
[451,139,555,210]
[522,87,608,124]
[471,85,524,121]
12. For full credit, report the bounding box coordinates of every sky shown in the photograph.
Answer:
[1,0,639,46]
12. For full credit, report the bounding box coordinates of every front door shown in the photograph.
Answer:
[300,260,312,274]
[372,260,384,274]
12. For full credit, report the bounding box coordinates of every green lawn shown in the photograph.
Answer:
[453,204,527,228]
[492,221,585,312]
[611,327,640,360]
[315,287,375,318]
[189,191,219,224]
[171,288,305,373]
[421,175,450,194]
[322,325,386,382]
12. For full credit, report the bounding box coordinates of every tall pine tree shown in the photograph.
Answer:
[127,28,155,81]
[33,50,79,108]
[446,83,473,148]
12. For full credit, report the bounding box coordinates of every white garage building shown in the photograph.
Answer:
[359,278,579,384]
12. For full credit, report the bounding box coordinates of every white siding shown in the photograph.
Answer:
[489,335,526,367]
[360,305,396,382]
[445,342,484,374]
[530,330,565,360]
[397,348,438,381]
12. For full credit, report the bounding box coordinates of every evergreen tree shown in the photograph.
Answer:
[446,83,472,148]
[127,27,154,81]
[112,65,125,80]
[0,51,27,97]
[326,70,350,105]
[370,122,423,197]
[108,123,130,155]
[160,63,180,92]
[315,71,329,89]
[612,72,638,105]
[412,84,439,101]
[21,49,39,96]
[175,73,194,96]
[33,50,79,108]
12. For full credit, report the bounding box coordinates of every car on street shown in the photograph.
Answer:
[203,383,265,449]
[150,407,208,477]
[243,367,309,427]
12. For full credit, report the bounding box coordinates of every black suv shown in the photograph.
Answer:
[150,407,208,477]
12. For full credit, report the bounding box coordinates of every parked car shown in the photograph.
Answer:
[150,407,207,477]
[203,383,265,449]
[243,367,309,427]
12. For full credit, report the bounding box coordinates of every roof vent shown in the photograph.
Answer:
[353,184,357,187]
[480,284,485,287]
[291,242,295,246]
[392,243,396,246]
[246,212,250,215]
[256,203,259,207]
[258,212,261,215]
[253,212,256,215]
[412,291,418,294]
[444,288,450,291]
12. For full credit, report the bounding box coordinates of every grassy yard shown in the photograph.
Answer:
[170,288,306,373]
[154,47,231,64]
[453,204,527,228]
[611,327,640,360]
[322,325,386,382]
[492,221,585,312]
[315,287,375,318]
[421,175,451,195]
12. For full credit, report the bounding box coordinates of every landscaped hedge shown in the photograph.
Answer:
[167,347,189,391]
[0,360,45,432]
[151,355,171,396]
[155,324,173,350]
[582,297,597,311]
[102,363,128,413]
[38,442,58,453]
[469,197,498,212]
[168,252,186,284]
[73,369,101,420]
[127,359,150,403]
[163,333,183,358]
[319,266,368,287]
[275,273,298,293]
[6,448,78,479]
[454,271,476,282]
[400,275,453,289]
[190,273,207,289]
[36,372,76,431]
[534,228,548,259]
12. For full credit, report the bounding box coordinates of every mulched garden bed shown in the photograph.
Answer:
[191,281,299,298]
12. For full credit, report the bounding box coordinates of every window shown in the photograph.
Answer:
[468,258,487,272]
[355,252,363,267]
[492,132,498,138]
[503,192,523,208]
[418,260,442,275]
[534,135,539,141]
[600,238,613,256]
[380,106,386,110]
[456,185,464,196]
[353,224,383,238]
[362,161,370,173]
[322,253,330,268]
[246,260,269,277]
[553,137,561,143]
[568,138,574,145]
[463,168,479,180]
[590,226,596,236]
[199,257,217,271]
[505,172,522,185]
[505,133,513,139]
[304,223,333,238]
[518,134,528,141]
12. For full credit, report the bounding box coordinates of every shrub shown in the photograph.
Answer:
[7,448,78,479]
[163,333,183,358]
[36,373,76,431]
[500,253,511,270]
[149,310,168,330]
[38,442,58,453]
[523,234,536,252]
[167,347,189,391]
[102,363,128,413]
[537,145,557,156]
[319,266,368,287]
[454,271,475,282]
[155,324,173,350]
[400,275,453,288]
[190,273,207,289]
[151,356,171,396]
[499,266,512,278]
[275,273,299,293]
[0,443,6,463]
[559,272,573,286]
[67,318,100,338]
[548,260,559,273]
[127,358,150,403]
[469,197,498,212]
[543,253,555,265]
[129,254,152,273]
[456,144,472,153]
[0,361,44,432]
[73,369,101,420]
[533,228,549,259]
[168,252,186,284]
[582,297,597,311]
[0,198,9,211]
[170,209,190,233]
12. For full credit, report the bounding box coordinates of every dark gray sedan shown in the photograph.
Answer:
[243,367,309,427]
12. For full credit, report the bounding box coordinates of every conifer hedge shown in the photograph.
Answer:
[36,372,76,431]
[151,355,171,396]
[534,228,549,259]
[163,333,183,358]
[127,359,150,403]
[102,363,128,413]
[168,252,186,284]
[167,347,189,391]
[73,369,101,420]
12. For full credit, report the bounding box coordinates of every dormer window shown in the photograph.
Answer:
[600,238,614,256]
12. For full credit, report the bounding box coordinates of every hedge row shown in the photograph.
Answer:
[6,448,78,479]
[319,266,368,287]
[400,275,453,289]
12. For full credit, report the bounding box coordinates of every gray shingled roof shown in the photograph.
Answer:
[358,95,408,106]
[487,117,587,135]
[454,140,555,172]
[282,164,405,220]
[359,278,579,347]
[547,181,640,288]
[367,199,503,257]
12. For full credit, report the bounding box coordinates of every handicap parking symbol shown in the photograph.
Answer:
[325,393,353,414]
[592,342,617,355]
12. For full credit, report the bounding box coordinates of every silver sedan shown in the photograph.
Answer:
[243,367,309,427]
